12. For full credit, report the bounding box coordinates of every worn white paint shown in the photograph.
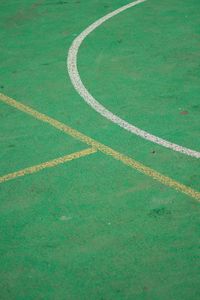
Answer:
[67,0,200,158]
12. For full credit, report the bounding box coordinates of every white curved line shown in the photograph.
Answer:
[67,0,200,159]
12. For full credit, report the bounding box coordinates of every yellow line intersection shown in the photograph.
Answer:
[0,92,199,201]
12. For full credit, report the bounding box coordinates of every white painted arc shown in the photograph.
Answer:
[67,0,200,159]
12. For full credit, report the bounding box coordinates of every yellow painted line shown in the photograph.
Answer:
[0,92,200,201]
[0,148,96,183]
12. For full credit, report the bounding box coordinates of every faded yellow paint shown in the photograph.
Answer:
[0,148,96,183]
[0,92,199,201]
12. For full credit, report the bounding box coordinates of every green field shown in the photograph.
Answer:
[0,0,200,299]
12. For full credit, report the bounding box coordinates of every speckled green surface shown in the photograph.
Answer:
[0,0,200,299]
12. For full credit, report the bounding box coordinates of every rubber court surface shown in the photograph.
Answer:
[0,0,200,299]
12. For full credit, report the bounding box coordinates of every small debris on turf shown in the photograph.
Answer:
[180,110,189,115]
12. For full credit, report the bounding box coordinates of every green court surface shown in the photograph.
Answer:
[0,0,200,299]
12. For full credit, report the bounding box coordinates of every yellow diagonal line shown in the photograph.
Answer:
[0,92,199,201]
[0,148,96,183]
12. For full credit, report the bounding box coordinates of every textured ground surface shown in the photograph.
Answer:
[0,0,200,299]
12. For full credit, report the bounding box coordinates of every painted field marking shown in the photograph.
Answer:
[0,92,199,201]
[0,148,96,183]
[67,0,200,159]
